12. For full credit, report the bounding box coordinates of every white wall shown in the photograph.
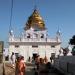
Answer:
[9,43,61,62]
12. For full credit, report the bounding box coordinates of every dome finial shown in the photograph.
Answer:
[34,5,37,10]
[33,4,39,14]
[34,0,37,9]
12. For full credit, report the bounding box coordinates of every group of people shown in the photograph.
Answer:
[34,56,51,75]
[10,52,53,75]
[10,52,26,75]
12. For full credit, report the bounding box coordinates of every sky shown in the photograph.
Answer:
[0,0,75,48]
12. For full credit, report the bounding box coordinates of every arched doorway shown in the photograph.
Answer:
[32,50,39,60]
[33,53,38,60]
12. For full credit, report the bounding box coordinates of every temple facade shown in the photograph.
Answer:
[8,9,61,62]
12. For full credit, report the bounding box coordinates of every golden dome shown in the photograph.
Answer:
[24,9,46,30]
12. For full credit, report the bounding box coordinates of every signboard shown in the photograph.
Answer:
[0,41,4,63]
[0,41,4,53]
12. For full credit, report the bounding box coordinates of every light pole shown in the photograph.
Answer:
[44,37,47,63]
[3,49,5,75]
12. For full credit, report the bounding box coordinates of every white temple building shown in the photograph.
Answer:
[8,9,61,62]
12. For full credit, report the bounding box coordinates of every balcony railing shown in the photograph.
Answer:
[9,38,61,43]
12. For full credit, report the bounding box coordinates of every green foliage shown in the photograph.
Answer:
[72,46,75,55]
[69,35,75,45]
[69,35,75,55]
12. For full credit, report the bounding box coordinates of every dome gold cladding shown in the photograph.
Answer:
[24,9,46,30]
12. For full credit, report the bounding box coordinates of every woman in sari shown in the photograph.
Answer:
[16,56,26,75]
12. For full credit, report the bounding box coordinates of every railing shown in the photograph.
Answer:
[54,58,75,75]
[9,38,61,43]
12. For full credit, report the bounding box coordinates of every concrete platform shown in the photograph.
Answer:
[0,62,65,75]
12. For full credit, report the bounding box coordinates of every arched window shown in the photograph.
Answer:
[41,34,44,38]
[27,33,30,38]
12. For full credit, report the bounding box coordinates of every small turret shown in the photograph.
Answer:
[9,30,14,37]
[56,28,61,42]
[9,29,14,37]
[9,29,14,41]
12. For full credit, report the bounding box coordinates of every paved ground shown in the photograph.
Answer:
[0,62,64,75]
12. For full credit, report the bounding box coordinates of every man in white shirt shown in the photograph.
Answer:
[11,52,16,68]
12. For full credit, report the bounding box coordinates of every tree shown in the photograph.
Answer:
[71,46,75,55]
[69,35,75,45]
[69,35,75,55]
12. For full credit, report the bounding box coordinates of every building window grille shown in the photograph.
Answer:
[15,45,19,48]
[51,45,55,48]
[41,34,44,38]
[51,53,55,59]
[32,45,38,48]
[27,36,30,38]
[27,33,30,38]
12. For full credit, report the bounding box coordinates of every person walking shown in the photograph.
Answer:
[17,56,26,75]
[15,56,20,75]
[11,52,16,68]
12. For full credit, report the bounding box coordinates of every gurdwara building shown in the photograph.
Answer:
[8,9,61,62]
